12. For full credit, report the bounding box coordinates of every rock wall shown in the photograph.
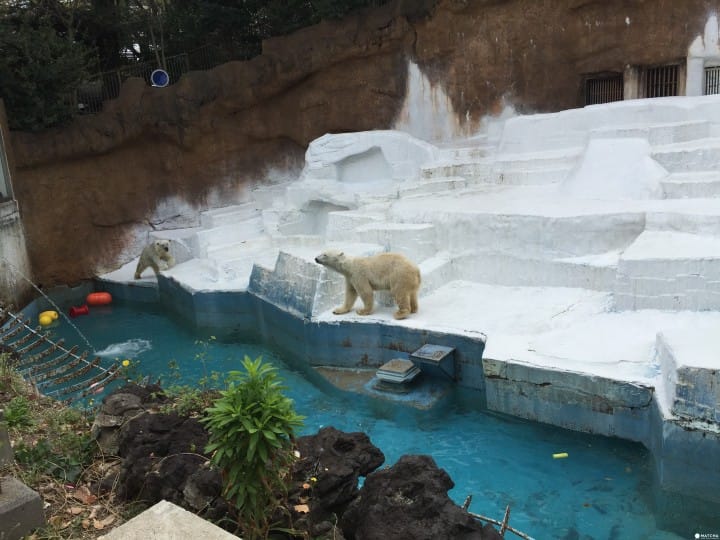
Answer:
[8,0,720,287]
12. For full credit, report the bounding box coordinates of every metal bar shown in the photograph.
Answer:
[35,354,86,388]
[51,361,117,398]
[0,318,26,340]
[15,340,64,369]
[71,367,122,402]
[15,336,52,357]
[20,346,76,376]
[468,511,535,540]
[47,355,100,386]
[25,346,82,378]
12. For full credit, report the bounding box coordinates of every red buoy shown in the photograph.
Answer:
[86,292,112,306]
[69,304,89,318]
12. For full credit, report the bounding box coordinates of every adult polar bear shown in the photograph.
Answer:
[315,249,421,320]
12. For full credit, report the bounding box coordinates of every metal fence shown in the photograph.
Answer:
[705,65,720,95]
[645,64,678,98]
[584,74,624,105]
[75,44,236,114]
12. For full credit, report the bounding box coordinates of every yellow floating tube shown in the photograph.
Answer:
[39,310,59,326]
[553,452,569,459]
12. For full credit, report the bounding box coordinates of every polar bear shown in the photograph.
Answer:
[134,239,175,279]
[315,249,421,320]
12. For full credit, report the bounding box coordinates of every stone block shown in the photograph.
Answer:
[0,476,46,540]
[0,413,12,467]
[98,499,238,540]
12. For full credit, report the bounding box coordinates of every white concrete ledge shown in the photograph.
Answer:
[98,500,239,540]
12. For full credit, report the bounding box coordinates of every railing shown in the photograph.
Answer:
[705,65,720,95]
[584,74,624,105]
[75,44,238,115]
[645,64,679,98]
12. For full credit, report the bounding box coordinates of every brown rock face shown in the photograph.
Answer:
[9,0,718,287]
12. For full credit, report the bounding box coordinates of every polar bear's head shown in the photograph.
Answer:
[152,239,172,259]
[314,249,345,271]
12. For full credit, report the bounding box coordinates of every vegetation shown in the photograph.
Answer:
[202,356,304,539]
[1,354,135,539]
[0,344,308,538]
[0,0,393,131]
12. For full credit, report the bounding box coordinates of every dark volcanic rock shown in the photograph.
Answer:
[293,426,385,521]
[91,383,168,455]
[340,454,502,540]
[114,412,221,508]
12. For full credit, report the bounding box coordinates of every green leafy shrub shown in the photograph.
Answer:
[202,356,304,539]
[4,395,32,428]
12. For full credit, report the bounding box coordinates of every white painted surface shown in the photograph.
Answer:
[98,500,239,540]
[108,72,720,431]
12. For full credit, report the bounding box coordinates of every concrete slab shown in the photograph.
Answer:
[0,476,46,540]
[98,500,239,540]
[0,411,13,467]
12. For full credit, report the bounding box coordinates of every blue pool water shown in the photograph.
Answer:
[48,302,713,539]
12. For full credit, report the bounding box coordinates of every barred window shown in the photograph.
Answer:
[584,73,624,105]
[645,64,678,98]
[705,65,720,95]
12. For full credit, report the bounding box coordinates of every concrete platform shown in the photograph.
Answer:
[98,500,239,540]
[0,476,46,540]
[88,95,720,509]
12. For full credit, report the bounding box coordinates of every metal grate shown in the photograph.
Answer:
[705,66,720,95]
[645,65,678,98]
[584,74,624,105]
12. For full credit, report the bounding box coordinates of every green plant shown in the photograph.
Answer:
[4,395,32,428]
[12,402,97,484]
[202,356,304,539]
[0,352,23,394]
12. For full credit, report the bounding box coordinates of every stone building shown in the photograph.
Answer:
[0,100,32,307]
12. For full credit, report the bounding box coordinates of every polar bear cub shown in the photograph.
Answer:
[315,249,421,320]
[134,239,175,279]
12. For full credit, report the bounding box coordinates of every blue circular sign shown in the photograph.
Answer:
[150,69,170,87]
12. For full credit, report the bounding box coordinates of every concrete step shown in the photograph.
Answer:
[420,160,493,181]
[200,203,261,229]
[489,147,581,185]
[645,205,720,235]
[352,222,437,262]
[326,211,386,241]
[652,137,720,172]
[589,119,711,145]
[614,230,720,310]
[655,331,720,425]
[188,216,264,257]
[661,171,720,198]
[398,177,468,197]
[493,147,582,172]
[206,236,274,262]
[430,211,645,259]
[493,166,574,185]
[418,252,455,296]
[437,145,494,162]
[452,250,619,291]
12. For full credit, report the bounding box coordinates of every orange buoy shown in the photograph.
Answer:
[86,292,112,306]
